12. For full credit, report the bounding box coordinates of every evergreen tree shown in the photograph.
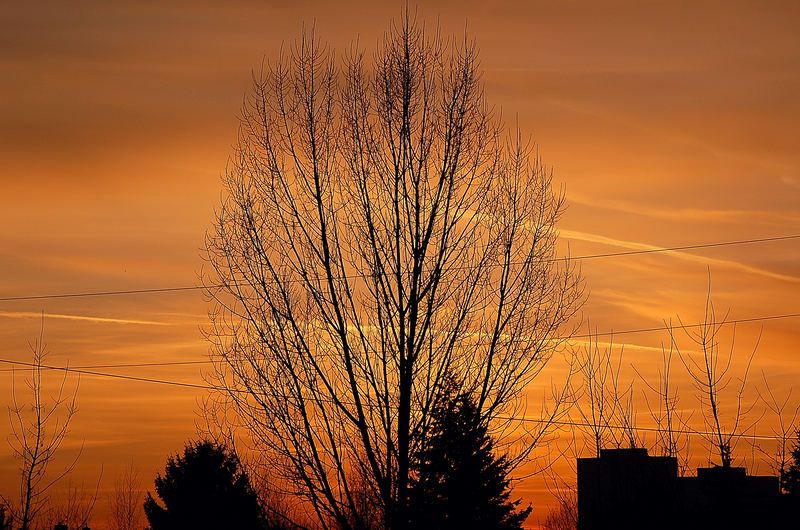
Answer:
[144,440,269,530]
[784,430,800,497]
[408,387,532,530]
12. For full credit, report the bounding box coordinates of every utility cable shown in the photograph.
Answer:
[0,356,794,442]
[0,312,795,371]
[1,234,797,302]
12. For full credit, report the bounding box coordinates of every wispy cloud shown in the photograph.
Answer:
[568,193,800,225]
[782,176,800,190]
[560,229,800,283]
[570,337,666,355]
[590,288,675,324]
[0,311,169,326]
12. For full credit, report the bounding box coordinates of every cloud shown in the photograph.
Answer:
[569,337,667,355]
[782,176,800,190]
[559,229,800,284]
[568,193,800,225]
[0,311,169,326]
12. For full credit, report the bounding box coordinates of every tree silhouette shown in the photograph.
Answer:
[573,330,627,456]
[540,495,577,530]
[3,318,81,530]
[144,440,269,530]
[672,280,758,468]
[203,9,583,528]
[755,375,800,491]
[46,477,103,530]
[783,430,800,498]
[635,329,692,476]
[109,462,142,530]
[408,385,531,529]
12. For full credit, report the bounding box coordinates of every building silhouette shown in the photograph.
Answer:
[577,448,790,530]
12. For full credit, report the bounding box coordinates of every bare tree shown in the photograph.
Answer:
[673,281,758,468]
[635,330,692,474]
[46,473,102,530]
[109,463,143,530]
[203,11,583,529]
[540,437,578,530]
[572,331,626,456]
[540,493,577,530]
[3,319,80,530]
[755,373,799,489]
[616,380,643,450]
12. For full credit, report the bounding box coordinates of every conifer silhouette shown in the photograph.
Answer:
[408,384,531,529]
[144,440,268,530]
[783,430,800,498]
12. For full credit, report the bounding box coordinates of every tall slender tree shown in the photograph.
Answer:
[3,318,80,530]
[673,281,758,467]
[109,463,142,530]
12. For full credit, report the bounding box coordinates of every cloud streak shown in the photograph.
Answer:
[568,193,800,225]
[560,229,800,284]
[0,311,169,326]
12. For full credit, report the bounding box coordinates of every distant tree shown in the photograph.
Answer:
[2,318,81,530]
[144,440,269,530]
[541,495,577,530]
[673,278,758,467]
[408,385,532,530]
[635,330,692,475]
[109,463,142,530]
[755,375,799,491]
[573,330,627,456]
[46,476,102,530]
[541,450,578,530]
[783,430,800,497]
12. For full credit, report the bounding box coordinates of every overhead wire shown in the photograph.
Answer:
[0,357,790,442]
[0,234,797,445]
[0,360,210,373]
[0,234,797,302]
[0,312,795,372]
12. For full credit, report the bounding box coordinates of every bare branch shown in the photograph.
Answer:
[202,11,583,529]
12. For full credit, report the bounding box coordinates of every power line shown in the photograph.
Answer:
[0,312,794,372]
[572,312,800,339]
[0,357,789,442]
[0,360,209,373]
[1,234,797,302]
[531,418,782,442]
[563,233,799,260]
[0,358,211,391]
[0,285,202,302]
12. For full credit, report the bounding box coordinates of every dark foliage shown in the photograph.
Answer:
[408,388,532,530]
[784,430,800,497]
[144,440,268,530]
[0,504,13,530]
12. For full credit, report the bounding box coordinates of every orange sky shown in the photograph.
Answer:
[1,1,799,528]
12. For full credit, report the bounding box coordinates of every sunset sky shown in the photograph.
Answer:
[1,1,799,528]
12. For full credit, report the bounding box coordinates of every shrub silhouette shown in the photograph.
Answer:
[144,440,267,530]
